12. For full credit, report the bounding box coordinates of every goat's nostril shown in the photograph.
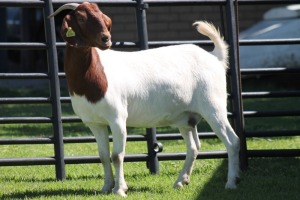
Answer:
[101,36,109,43]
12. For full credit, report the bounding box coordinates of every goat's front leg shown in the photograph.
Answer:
[174,127,199,188]
[110,120,128,197]
[88,125,114,194]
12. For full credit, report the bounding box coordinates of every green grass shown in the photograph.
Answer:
[0,80,300,199]
[0,158,299,199]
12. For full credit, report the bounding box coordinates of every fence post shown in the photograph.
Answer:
[225,0,248,170]
[43,0,66,180]
[135,0,149,50]
[135,0,160,174]
[0,8,7,72]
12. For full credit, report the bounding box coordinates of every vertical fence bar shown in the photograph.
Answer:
[43,0,66,180]
[135,0,149,50]
[135,0,160,174]
[225,0,248,170]
[146,128,160,174]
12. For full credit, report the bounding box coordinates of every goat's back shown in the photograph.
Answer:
[100,44,225,90]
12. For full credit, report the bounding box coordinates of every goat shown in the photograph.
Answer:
[49,2,240,197]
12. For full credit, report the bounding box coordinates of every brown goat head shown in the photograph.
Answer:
[50,2,112,50]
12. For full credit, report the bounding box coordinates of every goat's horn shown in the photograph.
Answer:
[48,3,80,18]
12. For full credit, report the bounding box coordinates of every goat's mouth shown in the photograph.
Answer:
[95,34,112,50]
[96,40,112,50]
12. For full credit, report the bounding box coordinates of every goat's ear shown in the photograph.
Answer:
[102,13,112,32]
[61,14,85,47]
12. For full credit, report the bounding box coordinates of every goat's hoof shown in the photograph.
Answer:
[100,182,114,194]
[100,186,112,194]
[173,182,184,189]
[113,185,128,197]
[225,177,240,189]
[225,182,237,189]
[113,188,127,197]
[173,180,189,189]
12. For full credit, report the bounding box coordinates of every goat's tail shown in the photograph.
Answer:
[193,21,228,69]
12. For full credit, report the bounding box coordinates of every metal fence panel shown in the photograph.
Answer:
[0,0,299,180]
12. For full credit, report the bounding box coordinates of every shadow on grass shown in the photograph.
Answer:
[195,157,300,200]
[0,173,101,199]
[0,174,101,183]
[0,176,57,183]
[1,187,156,199]
[0,173,155,199]
[1,188,101,199]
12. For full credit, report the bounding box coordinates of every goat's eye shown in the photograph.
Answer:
[75,10,87,24]
[77,17,85,23]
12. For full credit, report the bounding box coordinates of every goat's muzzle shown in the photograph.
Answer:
[96,33,112,50]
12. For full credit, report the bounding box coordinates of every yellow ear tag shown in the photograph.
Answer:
[66,27,76,37]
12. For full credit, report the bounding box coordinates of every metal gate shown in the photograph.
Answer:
[0,0,299,180]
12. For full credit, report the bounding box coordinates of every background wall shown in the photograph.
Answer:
[101,4,275,42]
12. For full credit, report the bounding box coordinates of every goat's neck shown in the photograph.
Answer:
[65,46,92,72]
[64,46,108,103]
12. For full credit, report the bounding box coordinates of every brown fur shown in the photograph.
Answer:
[64,47,108,103]
[61,3,112,103]
[60,2,111,49]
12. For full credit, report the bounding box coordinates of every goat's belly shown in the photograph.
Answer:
[70,94,201,128]
[126,114,172,128]
[126,109,201,128]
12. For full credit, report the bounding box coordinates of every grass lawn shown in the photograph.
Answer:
[0,78,299,199]
[0,157,299,200]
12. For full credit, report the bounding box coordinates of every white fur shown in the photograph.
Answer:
[70,21,240,197]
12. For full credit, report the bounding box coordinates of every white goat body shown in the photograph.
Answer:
[49,2,240,197]
[70,23,239,197]
[72,43,226,128]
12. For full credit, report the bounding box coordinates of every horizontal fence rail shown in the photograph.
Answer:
[0,0,300,179]
[1,149,299,167]
[0,151,230,166]
[1,38,300,51]
[1,0,300,7]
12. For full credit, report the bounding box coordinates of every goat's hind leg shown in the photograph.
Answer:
[174,127,199,189]
[202,111,240,189]
[223,124,240,189]
[88,125,114,194]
